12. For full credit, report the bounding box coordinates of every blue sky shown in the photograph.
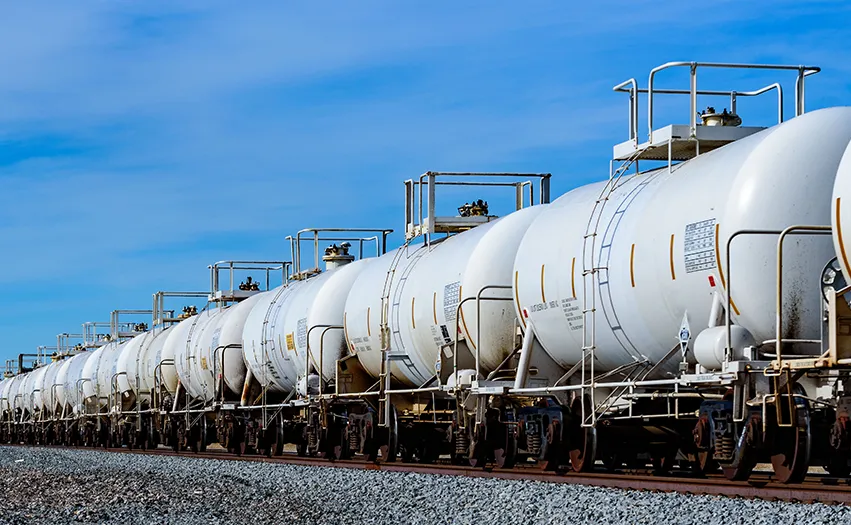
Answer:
[1,1,850,363]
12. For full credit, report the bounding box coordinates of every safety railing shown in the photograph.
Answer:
[614,61,820,145]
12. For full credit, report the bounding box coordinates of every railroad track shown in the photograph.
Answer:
[5,444,850,505]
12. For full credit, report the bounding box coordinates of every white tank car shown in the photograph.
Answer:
[831,139,851,282]
[81,341,127,409]
[0,375,22,415]
[514,107,851,374]
[34,361,62,415]
[242,261,370,395]
[54,357,75,411]
[9,373,28,416]
[243,288,296,394]
[216,294,263,395]
[22,368,46,415]
[171,296,261,403]
[0,377,7,414]
[62,351,94,415]
[138,326,175,397]
[344,206,546,387]
[160,320,196,396]
[292,261,371,385]
[116,332,154,397]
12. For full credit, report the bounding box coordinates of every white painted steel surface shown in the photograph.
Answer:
[172,309,218,401]
[63,351,94,414]
[55,357,75,410]
[34,362,62,414]
[514,107,851,374]
[171,297,262,403]
[139,326,175,398]
[832,139,851,282]
[242,263,370,393]
[81,341,126,408]
[243,289,294,393]
[345,206,545,387]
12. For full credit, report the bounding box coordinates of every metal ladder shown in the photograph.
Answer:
[378,245,409,427]
[580,149,643,427]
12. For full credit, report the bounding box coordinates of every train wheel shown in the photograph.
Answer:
[691,417,717,475]
[769,388,811,484]
[492,409,517,470]
[721,414,759,481]
[379,405,399,463]
[568,396,597,473]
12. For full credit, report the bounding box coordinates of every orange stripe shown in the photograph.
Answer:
[366,307,371,337]
[514,271,526,328]
[411,297,416,329]
[432,292,437,324]
[630,244,636,287]
[540,264,547,302]
[458,285,476,350]
[669,234,676,280]
[571,257,576,298]
[343,313,353,355]
[343,312,349,342]
[714,223,741,316]
[837,198,851,274]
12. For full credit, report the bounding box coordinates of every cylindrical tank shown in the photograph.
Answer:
[34,361,62,415]
[242,261,370,395]
[116,332,153,396]
[832,139,851,281]
[170,298,259,403]
[243,288,297,394]
[0,375,23,416]
[344,206,545,387]
[138,326,175,399]
[63,351,95,415]
[171,309,218,401]
[515,107,851,374]
[0,377,8,415]
[294,260,371,384]
[55,357,75,411]
[9,373,28,416]
[81,341,127,409]
[22,368,46,415]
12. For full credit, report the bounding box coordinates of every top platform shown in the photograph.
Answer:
[611,61,820,166]
[613,124,766,162]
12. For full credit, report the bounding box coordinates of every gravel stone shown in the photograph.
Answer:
[0,446,848,524]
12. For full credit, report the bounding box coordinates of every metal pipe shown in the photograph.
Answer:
[724,227,831,362]
[509,376,711,395]
[473,285,513,378]
[775,226,832,367]
[212,344,242,403]
[513,321,536,390]
[304,324,343,397]
[384,387,442,395]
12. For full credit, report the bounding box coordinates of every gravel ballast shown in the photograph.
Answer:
[0,446,849,524]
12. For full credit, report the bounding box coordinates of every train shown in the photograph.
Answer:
[2,60,851,484]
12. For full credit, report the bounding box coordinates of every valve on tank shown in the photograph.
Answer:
[238,276,260,291]
[178,305,198,320]
[322,242,355,270]
[700,106,742,127]
[458,199,489,217]
[133,322,148,332]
